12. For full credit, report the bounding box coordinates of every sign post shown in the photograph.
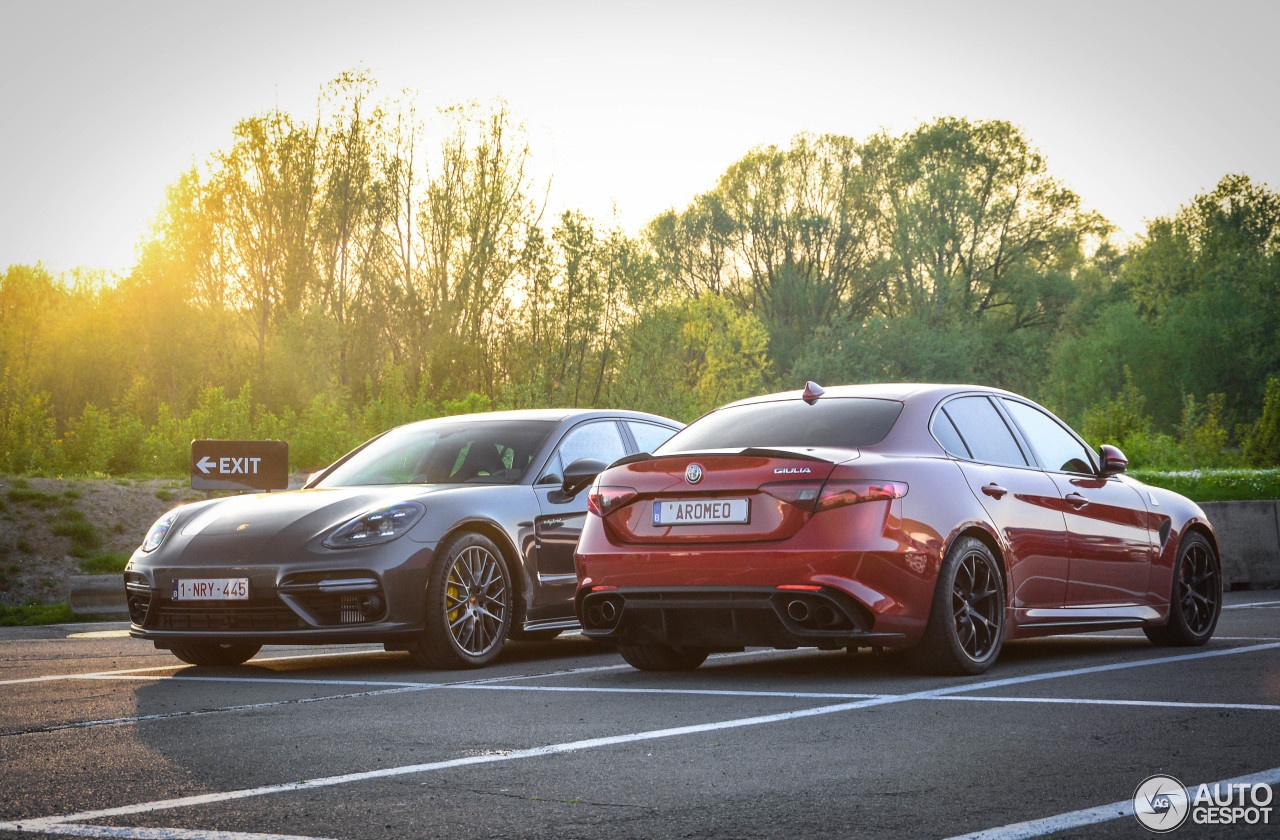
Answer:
[190,440,290,492]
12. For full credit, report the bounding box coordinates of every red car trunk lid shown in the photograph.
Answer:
[598,451,846,544]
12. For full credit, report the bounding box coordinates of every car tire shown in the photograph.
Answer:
[1144,532,1221,647]
[169,642,261,666]
[618,644,709,672]
[408,532,512,669]
[908,536,1006,676]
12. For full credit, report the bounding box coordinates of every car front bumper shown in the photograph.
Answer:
[124,542,437,647]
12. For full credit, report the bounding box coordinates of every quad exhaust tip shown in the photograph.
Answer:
[585,596,623,630]
[782,595,850,630]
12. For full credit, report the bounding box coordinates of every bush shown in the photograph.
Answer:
[1242,377,1280,467]
[1118,430,1185,470]
[61,403,114,474]
[1081,369,1149,448]
[1178,393,1241,468]
[0,369,59,473]
[1132,468,1280,502]
[108,412,147,474]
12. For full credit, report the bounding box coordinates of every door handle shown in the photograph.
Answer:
[981,483,1008,499]
[1065,492,1089,509]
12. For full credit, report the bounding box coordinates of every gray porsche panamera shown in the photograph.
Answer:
[124,409,681,668]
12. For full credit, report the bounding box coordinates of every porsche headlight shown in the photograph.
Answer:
[323,502,426,549]
[142,509,180,552]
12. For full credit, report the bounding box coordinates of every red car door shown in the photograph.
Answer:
[999,399,1154,606]
[933,396,1071,611]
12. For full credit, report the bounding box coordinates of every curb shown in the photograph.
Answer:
[1200,501,1280,589]
[68,575,129,618]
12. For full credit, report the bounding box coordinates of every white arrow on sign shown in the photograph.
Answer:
[196,456,217,474]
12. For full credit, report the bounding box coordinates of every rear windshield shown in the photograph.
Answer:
[657,398,903,452]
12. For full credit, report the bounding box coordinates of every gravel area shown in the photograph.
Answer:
[0,476,206,606]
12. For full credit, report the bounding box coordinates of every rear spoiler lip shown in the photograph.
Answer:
[609,446,859,468]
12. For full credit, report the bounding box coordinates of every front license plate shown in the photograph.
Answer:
[171,578,249,601]
[653,499,749,526]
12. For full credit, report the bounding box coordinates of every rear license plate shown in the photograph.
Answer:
[171,578,249,600]
[653,499,749,526]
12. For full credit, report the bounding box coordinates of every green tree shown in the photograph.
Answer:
[649,133,881,380]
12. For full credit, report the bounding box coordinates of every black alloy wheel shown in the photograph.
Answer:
[909,536,1006,675]
[1144,532,1221,646]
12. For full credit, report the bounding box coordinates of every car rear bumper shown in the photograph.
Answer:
[576,585,907,650]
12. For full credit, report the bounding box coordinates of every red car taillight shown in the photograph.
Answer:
[761,480,907,513]
[760,481,824,509]
[587,486,637,517]
[816,480,908,511]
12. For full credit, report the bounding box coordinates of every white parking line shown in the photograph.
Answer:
[0,648,392,687]
[933,695,1280,712]
[77,675,434,688]
[452,684,881,699]
[944,764,1280,839]
[75,674,879,701]
[1044,633,1276,641]
[1224,599,1280,609]
[4,641,1277,839]
[15,826,337,840]
[2,686,432,737]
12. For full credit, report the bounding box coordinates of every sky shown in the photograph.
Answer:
[2,0,1277,276]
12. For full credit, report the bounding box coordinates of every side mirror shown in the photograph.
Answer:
[561,458,607,497]
[1099,444,1128,477]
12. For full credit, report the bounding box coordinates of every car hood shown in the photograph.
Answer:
[175,486,438,544]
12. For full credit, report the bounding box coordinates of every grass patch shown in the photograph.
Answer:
[48,509,103,556]
[155,488,175,502]
[7,487,58,508]
[1131,469,1280,502]
[0,601,79,626]
[10,477,31,489]
[78,551,131,575]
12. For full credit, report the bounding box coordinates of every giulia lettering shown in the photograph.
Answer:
[773,467,812,474]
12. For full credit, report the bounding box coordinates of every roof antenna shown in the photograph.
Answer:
[802,381,825,405]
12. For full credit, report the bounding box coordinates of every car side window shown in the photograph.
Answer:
[930,409,970,458]
[941,396,1028,467]
[543,421,628,481]
[627,421,678,454]
[1002,400,1095,475]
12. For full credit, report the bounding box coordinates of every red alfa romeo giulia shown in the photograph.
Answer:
[573,383,1222,675]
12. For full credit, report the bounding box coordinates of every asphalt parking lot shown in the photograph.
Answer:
[1,592,1277,840]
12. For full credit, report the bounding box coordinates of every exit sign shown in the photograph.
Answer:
[190,440,290,491]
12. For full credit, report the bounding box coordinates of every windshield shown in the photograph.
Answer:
[316,420,556,487]
[658,397,903,452]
